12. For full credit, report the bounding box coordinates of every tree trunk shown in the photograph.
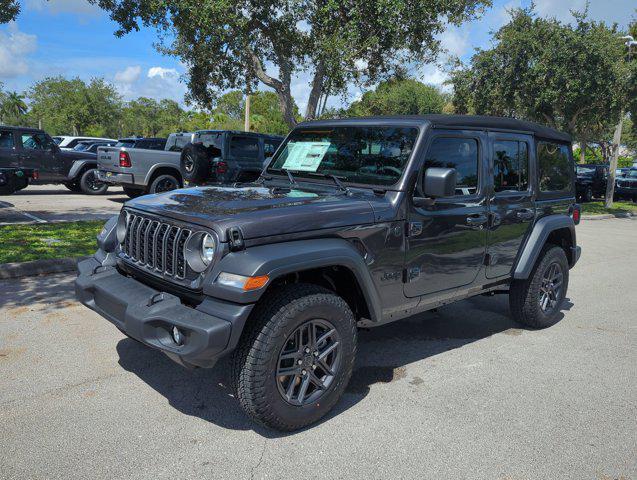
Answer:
[579,140,586,164]
[304,62,326,121]
[244,94,250,132]
[604,116,624,209]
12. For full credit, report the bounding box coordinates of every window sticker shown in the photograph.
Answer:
[281,141,331,172]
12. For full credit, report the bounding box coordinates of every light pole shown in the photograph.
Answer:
[604,35,635,208]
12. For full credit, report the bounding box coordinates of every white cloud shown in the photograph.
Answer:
[114,65,141,84]
[147,67,179,79]
[25,0,101,15]
[438,27,469,57]
[0,23,37,78]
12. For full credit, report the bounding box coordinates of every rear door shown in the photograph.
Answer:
[486,132,535,279]
[0,129,19,168]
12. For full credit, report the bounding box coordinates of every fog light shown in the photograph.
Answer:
[172,326,184,346]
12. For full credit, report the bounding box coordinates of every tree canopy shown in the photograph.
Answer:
[450,8,636,147]
[347,77,447,117]
[90,0,490,127]
[0,0,19,23]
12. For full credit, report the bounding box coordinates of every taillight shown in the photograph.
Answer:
[119,151,131,168]
[32,171,39,180]
[571,204,581,225]
[216,161,228,174]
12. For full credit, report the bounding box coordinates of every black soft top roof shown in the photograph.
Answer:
[298,115,572,143]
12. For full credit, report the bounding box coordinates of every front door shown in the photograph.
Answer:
[404,130,489,297]
[486,133,535,278]
[19,132,60,182]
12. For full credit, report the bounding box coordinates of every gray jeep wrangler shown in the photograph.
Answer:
[76,115,581,431]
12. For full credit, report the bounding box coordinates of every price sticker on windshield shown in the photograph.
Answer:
[281,141,330,172]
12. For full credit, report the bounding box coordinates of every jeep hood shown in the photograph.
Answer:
[126,184,376,241]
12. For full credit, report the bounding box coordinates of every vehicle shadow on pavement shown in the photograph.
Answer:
[0,273,79,312]
[114,293,573,437]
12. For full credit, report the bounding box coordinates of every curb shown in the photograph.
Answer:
[0,256,88,280]
[582,212,636,220]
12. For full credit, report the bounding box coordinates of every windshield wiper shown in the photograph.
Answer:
[282,168,296,185]
[307,172,350,194]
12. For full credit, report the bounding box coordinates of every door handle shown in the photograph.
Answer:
[516,209,535,220]
[466,213,488,228]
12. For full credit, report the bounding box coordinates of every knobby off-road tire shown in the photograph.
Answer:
[509,245,569,328]
[79,168,108,195]
[180,144,210,184]
[232,284,357,431]
[148,174,180,194]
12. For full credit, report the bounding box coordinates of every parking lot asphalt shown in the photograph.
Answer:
[0,185,125,225]
[0,218,635,479]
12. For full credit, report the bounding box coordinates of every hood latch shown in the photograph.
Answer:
[227,226,245,251]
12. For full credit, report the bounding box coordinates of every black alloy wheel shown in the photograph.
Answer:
[538,261,564,314]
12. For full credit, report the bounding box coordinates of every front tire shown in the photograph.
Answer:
[79,168,108,195]
[232,284,357,431]
[509,245,569,328]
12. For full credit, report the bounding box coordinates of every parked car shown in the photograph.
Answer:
[115,137,167,150]
[615,168,637,201]
[96,133,190,198]
[76,115,581,431]
[0,126,109,195]
[575,164,608,202]
[616,167,630,178]
[180,130,283,185]
[52,135,117,150]
[73,140,118,154]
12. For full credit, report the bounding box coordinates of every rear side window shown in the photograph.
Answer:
[493,140,529,193]
[537,142,573,193]
[229,136,259,157]
[21,133,55,150]
[424,137,479,196]
[0,130,14,148]
[264,139,281,156]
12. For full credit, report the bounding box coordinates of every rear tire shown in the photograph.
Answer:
[79,168,108,195]
[583,186,593,202]
[509,245,569,328]
[148,173,180,194]
[232,284,357,431]
[123,186,144,198]
[180,144,210,184]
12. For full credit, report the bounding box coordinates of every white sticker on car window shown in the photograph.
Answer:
[280,141,330,172]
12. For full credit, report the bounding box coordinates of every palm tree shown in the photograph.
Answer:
[1,91,28,125]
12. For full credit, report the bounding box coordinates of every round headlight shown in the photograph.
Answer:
[201,233,216,265]
[116,211,128,244]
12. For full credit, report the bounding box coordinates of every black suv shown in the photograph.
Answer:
[180,130,283,185]
[76,115,581,430]
[575,164,608,202]
[0,126,109,195]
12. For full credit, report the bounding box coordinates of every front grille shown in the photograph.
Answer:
[122,212,191,279]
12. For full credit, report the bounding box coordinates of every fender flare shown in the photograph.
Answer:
[203,238,381,323]
[67,159,96,181]
[513,214,575,279]
[144,163,183,186]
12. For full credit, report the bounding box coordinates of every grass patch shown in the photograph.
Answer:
[581,201,637,216]
[0,221,103,264]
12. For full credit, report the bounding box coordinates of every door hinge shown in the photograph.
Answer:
[406,221,423,237]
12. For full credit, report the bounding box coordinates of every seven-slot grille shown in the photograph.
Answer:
[122,212,192,279]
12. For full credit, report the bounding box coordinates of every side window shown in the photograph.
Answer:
[537,141,573,193]
[424,137,479,196]
[0,130,15,148]
[21,133,54,150]
[493,140,529,193]
[229,136,259,157]
[264,139,281,156]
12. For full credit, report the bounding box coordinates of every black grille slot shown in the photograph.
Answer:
[121,212,192,279]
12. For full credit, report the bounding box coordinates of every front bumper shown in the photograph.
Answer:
[615,186,637,197]
[97,170,135,186]
[75,257,253,368]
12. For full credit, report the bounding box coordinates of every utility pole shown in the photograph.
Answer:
[244,94,251,132]
[605,36,636,208]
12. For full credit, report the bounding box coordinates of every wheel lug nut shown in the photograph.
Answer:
[313,351,318,356]
[312,365,316,370]
[305,348,310,353]
[297,360,303,365]
[301,369,307,375]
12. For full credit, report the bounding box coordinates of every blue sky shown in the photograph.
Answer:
[0,0,635,112]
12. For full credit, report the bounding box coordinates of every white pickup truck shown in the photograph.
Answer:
[96,133,193,198]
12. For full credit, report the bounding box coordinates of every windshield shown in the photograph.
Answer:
[267,126,419,186]
[73,143,89,151]
[627,170,637,178]
[116,141,135,148]
[52,137,62,145]
[576,166,596,175]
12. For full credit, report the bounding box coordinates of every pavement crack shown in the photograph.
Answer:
[249,438,268,480]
